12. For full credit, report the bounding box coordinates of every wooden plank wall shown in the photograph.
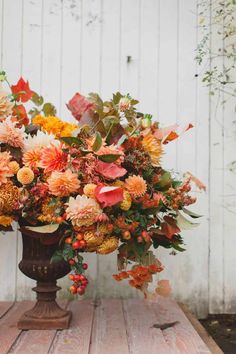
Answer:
[0,0,233,317]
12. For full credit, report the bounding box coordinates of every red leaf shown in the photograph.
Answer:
[12,104,29,126]
[161,216,180,240]
[67,93,95,121]
[95,160,127,180]
[11,77,33,103]
[95,184,124,207]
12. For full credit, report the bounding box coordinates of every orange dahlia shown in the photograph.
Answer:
[0,151,13,186]
[47,170,80,197]
[142,132,163,166]
[125,175,147,198]
[23,149,41,169]
[8,161,20,174]
[83,184,96,198]
[17,167,34,185]
[40,143,68,173]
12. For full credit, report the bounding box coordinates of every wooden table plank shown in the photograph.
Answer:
[0,301,32,354]
[49,300,94,354]
[89,299,129,354]
[0,301,14,319]
[123,298,171,354]
[151,297,211,354]
[8,300,68,354]
[179,303,224,354]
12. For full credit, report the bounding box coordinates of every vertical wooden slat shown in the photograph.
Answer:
[89,299,129,354]
[123,299,171,354]
[209,1,225,314]
[16,0,43,301]
[49,300,94,354]
[0,0,23,301]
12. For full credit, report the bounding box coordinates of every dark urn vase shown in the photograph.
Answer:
[17,221,72,330]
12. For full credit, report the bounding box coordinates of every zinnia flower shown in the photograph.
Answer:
[0,118,25,148]
[125,175,147,198]
[66,195,102,227]
[142,132,163,166]
[17,167,34,185]
[23,149,41,169]
[40,143,68,173]
[48,170,80,197]
[0,151,13,186]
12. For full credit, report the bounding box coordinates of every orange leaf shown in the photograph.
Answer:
[155,280,172,297]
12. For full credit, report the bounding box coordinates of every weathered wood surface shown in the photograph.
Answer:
[0,298,221,354]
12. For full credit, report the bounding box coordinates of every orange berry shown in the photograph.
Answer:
[123,231,131,240]
[76,233,84,241]
[65,237,72,244]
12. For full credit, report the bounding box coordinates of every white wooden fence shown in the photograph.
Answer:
[0,0,235,317]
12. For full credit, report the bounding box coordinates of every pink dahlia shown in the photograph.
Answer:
[40,143,68,173]
[0,151,13,186]
[0,118,25,148]
[48,170,80,197]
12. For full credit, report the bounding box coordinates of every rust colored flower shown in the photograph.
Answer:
[0,181,19,214]
[48,170,80,197]
[40,143,68,173]
[11,77,33,103]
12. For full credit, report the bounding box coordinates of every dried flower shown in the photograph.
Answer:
[84,231,104,250]
[0,215,13,227]
[125,175,147,198]
[96,236,119,254]
[120,191,132,211]
[17,167,34,185]
[0,181,19,213]
[142,133,163,166]
[48,170,80,197]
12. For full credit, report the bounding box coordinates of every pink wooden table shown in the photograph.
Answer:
[0,298,222,354]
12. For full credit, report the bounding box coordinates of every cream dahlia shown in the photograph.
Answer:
[24,130,56,152]
[0,91,13,118]
[48,170,80,197]
[0,151,13,186]
[66,195,102,227]
[0,118,25,148]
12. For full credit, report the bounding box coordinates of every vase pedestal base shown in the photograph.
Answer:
[17,281,72,330]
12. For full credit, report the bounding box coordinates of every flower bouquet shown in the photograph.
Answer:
[0,71,203,329]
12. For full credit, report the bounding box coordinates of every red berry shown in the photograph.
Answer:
[68,259,76,266]
[82,263,88,270]
[73,274,81,282]
[68,274,74,280]
[65,237,72,244]
[137,236,143,243]
[77,287,85,295]
[72,240,80,250]
[79,239,86,248]
[70,285,77,294]
[76,233,84,241]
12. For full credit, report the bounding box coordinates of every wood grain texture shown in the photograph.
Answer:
[123,298,171,354]
[151,297,211,354]
[0,301,32,354]
[179,303,224,354]
[89,299,129,354]
[49,300,94,354]
[0,301,14,319]
[8,300,68,354]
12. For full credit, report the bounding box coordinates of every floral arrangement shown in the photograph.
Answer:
[0,71,204,297]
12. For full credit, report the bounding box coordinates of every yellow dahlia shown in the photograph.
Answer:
[96,236,119,255]
[142,132,163,166]
[32,114,78,138]
[17,167,34,185]
[8,161,20,174]
[0,151,13,186]
[0,182,19,214]
[48,170,80,197]
[120,191,132,211]
[83,184,96,198]
[0,215,13,227]
[84,231,104,249]
[125,175,147,198]
[66,195,102,227]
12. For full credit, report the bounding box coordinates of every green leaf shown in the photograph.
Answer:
[157,171,172,190]
[92,132,102,152]
[43,102,57,116]
[112,92,122,104]
[31,92,44,106]
[98,154,121,163]
[182,208,203,219]
[176,212,199,230]
[51,250,63,264]
[60,137,82,146]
